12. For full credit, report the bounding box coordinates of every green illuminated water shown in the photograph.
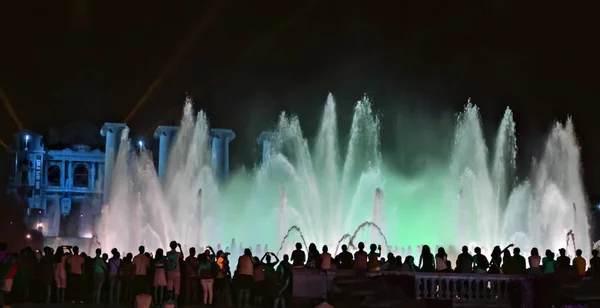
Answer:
[101,94,591,258]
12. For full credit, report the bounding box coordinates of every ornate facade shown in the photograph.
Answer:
[6,123,238,238]
[7,130,103,237]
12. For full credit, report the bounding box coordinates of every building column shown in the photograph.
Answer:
[100,123,128,204]
[60,160,66,188]
[209,128,236,182]
[67,161,73,189]
[90,162,96,189]
[257,131,277,164]
[153,126,179,181]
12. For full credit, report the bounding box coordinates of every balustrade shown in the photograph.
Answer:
[414,272,522,302]
[293,269,528,306]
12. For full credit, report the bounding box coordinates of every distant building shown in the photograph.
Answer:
[6,122,238,239]
[6,130,104,238]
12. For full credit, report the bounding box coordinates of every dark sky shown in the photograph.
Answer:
[0,2,599,197]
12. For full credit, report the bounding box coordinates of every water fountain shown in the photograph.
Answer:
[99,93,592,259]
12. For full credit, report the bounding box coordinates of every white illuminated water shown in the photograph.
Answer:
[99,94,591,258]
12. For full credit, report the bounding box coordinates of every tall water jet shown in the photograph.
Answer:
[279,186,287,245]
[98,94,592,260]
[450,103,496,246]
[492,107,517,239]
[372,188,385,244]
[529,118,591,255]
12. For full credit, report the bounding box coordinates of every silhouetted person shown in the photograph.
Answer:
[276,254,291,275]
[542,249,556,274]
[253,256,266,306]
[262,251,279,305]
[335,245,353,269]
[262,251,279,276]
[215,250,232,306]
[274,255,291,308]
[290,243,305,267]
[473,247,489,273]
[354,242,368,273]
[556,248,571,273]
[237,248,256,307]
[512,248,526,274]
[133,246,150,295]
[501,250,514,274]
[67,246,85,303]
[529,247,542,275]
[489,246,502,273]
[455,246,472,273]
[0,253,17,306]
[18,247,36,301]
[120,253,134,303]
[306,243,320,268]
[153,248,167,305]
[184,247,199,305]
[320,245,332,270]
[54,247,68,303]
[573,249,586,276]
[435,247,449,272]
[589,249,600,277]
[383,252,396,270]
[38,247,54,303]
[199,246,216,305]
[401,256,417,272]
[367,244,381,271]
[418,245,434,272]
[395,255,403,270]
[108,248,122,305]
[166,241,183,300]
[92,248,107,304]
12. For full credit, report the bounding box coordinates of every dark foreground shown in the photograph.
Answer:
[294,269,600,307]
[8,305,234,308]
[6,270,600,307]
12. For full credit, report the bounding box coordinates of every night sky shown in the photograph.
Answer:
[0,2,598,199]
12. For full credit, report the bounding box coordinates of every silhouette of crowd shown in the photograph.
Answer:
[1,240,600,307]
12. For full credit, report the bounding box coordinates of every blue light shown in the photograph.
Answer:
[24,134,30,141]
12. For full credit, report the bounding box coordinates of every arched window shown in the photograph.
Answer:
[73,164,89,188]
[47,165,61,187]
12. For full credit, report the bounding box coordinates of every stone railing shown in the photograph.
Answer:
[293,269,531,306]
[414,272,524,301]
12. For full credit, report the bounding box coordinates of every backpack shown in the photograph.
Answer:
[166,252,178,272]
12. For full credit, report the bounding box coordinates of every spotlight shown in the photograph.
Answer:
[26,234,31,239]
